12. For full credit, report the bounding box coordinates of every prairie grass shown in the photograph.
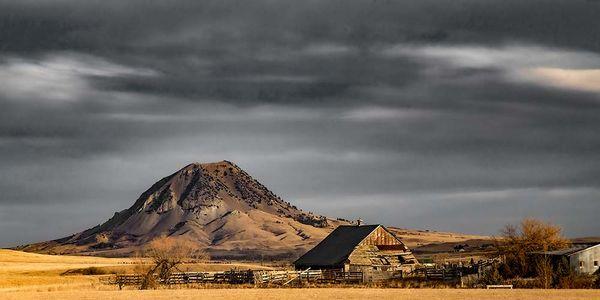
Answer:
[3,288,600,300]
[0,249,270,291]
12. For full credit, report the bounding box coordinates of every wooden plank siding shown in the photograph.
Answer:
[346,225,418,281]
[360,226,405,248]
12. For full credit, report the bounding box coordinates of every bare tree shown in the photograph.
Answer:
[535,255,553,288]
[497,218,570,278]
[140,236,207,289]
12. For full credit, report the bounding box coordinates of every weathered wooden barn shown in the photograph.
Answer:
[294,224,418,281]
[531,244,600,275]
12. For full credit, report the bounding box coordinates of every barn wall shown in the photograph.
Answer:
[348,264,397,282]
[346,226,417,282]
[570,246,600,274]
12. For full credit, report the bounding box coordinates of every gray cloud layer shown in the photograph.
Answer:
[1,0,600,246]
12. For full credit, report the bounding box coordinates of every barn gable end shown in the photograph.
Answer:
[346,226,417,281]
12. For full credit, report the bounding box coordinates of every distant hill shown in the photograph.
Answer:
[388,227,495,255]
[571,237,600,245]
[17,161,347,260]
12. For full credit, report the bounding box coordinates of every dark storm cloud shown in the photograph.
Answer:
[3,0,600,53]
[1,0,600,246]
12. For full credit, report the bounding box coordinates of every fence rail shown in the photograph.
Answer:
[114,270,254,288]
[112,269,363,288]
[406,258,501,282]
[321,270,363,283]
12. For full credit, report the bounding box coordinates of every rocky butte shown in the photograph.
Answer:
[18,161,347,259]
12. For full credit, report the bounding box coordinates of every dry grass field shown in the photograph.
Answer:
[3,288,600,300]
[2,249,599,300]
[0,249,270,292]
[389,227,492,248]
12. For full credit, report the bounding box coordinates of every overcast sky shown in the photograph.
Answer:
[1,0,600,247]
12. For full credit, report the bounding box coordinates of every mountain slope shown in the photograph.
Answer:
[18,161,346,259]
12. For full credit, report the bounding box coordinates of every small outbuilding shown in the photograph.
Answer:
[294,224,417,281]
[531,243,600,275]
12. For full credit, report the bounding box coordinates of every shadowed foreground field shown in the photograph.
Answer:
[2,288,600,300]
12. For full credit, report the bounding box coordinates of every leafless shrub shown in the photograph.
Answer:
[535,256,553,289]
[479,265,504,286]
[139,236,207,289]
[556,268,596,289]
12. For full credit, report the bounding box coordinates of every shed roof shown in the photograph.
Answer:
[294,225,382,268]
[530,244,600,256]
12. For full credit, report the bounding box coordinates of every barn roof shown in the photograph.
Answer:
[294,225,385,268]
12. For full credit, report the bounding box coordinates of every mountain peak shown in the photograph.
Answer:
[186,160,236,168]
[19,161,345,258]
[139,161,267,214]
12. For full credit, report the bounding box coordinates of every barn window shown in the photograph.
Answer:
[594,261,598,267]
[579,261,584,267]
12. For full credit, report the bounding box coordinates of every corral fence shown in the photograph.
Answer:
[406,258,502,282]
[111,270,253,289]
[109,269,363,288]
[408,268,462,281]
[321,270,363,283]
[253,269,363,285]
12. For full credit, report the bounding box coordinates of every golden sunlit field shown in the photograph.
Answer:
[0,249,270,292]
[2,249,599,300]
[4,288,600,300]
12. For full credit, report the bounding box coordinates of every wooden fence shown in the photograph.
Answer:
[406,258,502,282]
[321,270,363,283]
[113,274,143,288]
[253,269,363,285]
[113,270,254,288]
[408,268,462,281]
[252,269,360,285]
[111,269,363,288]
